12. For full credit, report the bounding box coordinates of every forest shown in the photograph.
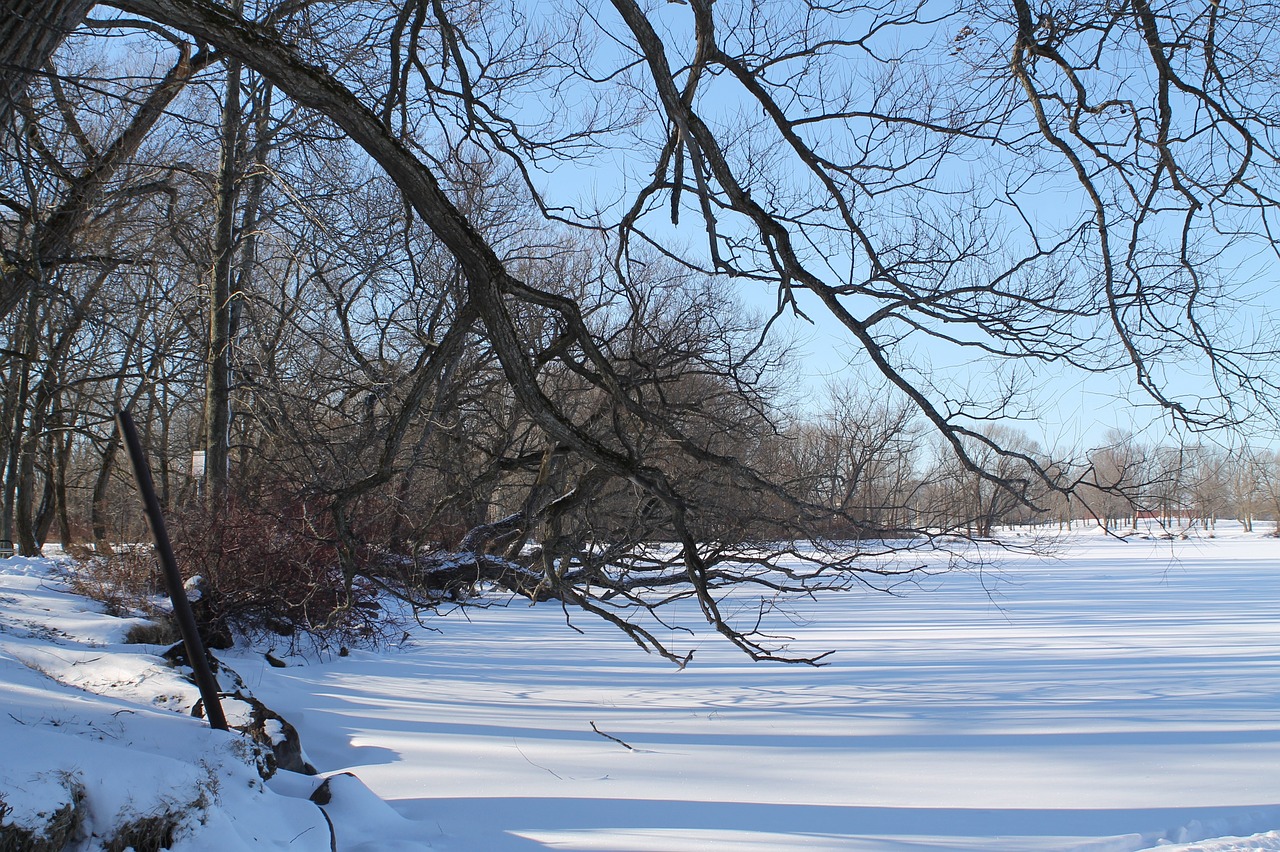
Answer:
[3,0,1280,661]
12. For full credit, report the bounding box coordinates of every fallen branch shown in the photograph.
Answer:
[590,721,635,751]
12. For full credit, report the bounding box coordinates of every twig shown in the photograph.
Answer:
[289,825,317,843]
[590,721,635,751]
[513,740,563,779]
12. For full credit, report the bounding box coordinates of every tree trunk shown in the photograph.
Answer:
[1,294,38,553]
[91,430,121,554]
[32,393,67,548]
[14,408,44,555]
[205,53,242,508]
[0,0,95,129]
[31,437,56,550]
[53,429,73,546]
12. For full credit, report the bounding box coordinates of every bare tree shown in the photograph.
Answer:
[1081,431,1148,530]
[5,0,1280,659]
[0,0,96,134]
[1228,447,1270,533]
[784,384,924,536]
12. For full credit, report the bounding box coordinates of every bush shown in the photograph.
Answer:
[71,493,388,650]
[122,617,181,646]
[0,779,84,852]
[104,814,177,852]
[65,547,163,618]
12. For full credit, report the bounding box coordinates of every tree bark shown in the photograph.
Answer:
[14,396,43,555]
[205,52,241,508]
[90,429,121,553]
[1,293,37,554]
[53,428,73,546]
[30,438,57,549]
[0,0,96,130]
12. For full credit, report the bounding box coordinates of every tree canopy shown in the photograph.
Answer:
[2,0,1278,661]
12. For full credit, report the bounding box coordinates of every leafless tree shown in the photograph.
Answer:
[4,0,1280,660]
[0,0,97,135]
[783,384,925,536]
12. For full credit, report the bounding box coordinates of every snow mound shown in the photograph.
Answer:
[0,556,430,851]
[1144,832,1280,851]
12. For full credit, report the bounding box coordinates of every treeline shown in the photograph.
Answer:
[6,263,1277,558]
[1,61,1274,551]
[5,2,1280,661]
[756,414,1280,539]
[1050,438,1280,534]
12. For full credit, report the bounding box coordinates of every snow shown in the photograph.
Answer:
[3,525,1280,850]
[0,557,336,851]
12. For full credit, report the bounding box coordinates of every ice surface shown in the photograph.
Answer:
[227,525,1280,851]
[4,525,1279,850]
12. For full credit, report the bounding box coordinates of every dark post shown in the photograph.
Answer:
[116,409,228,731]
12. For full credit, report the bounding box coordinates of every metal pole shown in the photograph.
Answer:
[117,409,228,731]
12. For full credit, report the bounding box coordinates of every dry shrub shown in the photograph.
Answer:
[70,493,386,650]
[64,547,163,618]
[165,495,384,649]
[104,814,177,852]
[0,780,85,852]
[122,617,181,646]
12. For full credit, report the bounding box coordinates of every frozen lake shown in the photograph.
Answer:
[228,525,1280,851]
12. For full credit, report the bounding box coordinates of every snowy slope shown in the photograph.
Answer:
[0,556,429,851]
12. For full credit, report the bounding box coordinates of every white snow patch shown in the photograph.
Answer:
[264,716,287,745]
[0,557,429,851]
[4,524,1280,850]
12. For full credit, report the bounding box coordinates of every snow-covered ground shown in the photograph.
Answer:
[3,524,1280,850]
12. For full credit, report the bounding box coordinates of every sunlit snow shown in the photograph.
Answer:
[3,524,1279,850]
